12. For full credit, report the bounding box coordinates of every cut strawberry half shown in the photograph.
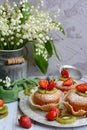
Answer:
[39,79,49,89]
[47,80,56,90]
[76,83,87,93]
[63,78,73,86]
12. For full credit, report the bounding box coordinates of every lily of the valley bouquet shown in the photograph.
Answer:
[0,0,65,73]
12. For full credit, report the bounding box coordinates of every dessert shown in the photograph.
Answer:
[0,99,8,119]
[30,79,63,111]
[56,78,77,92]
[56,69,77,92]
[63,83,87,116]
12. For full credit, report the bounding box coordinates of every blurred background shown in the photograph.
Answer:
[0,0,87,77]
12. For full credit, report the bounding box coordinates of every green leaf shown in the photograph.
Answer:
[34,53,48,74]
[52,21,65,35]
[51,41,60,60]
[58,24,65,35]
[45,40,53,57]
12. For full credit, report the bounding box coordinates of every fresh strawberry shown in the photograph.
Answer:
[46,110,57,121]
[50,107,61,117]
[0,99,4,107]
[61,69,69,78]
[39,79,49,89]
[76,83,87,93]
[63,78,73,86]
[47,80,56,90]
[18,115,32,129]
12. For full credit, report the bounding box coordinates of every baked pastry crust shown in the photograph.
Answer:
[63,90,87,116]
[56,81,77,92]
[30,89,63,111]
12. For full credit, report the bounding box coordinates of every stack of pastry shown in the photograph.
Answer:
[30,69,87,117]
[0,99,8,119]
[63,83,87,116]
[30,79,63,111]
[56,69,77,92]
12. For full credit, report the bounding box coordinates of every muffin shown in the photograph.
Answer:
[63,83,87,116]
[30,79,63,111]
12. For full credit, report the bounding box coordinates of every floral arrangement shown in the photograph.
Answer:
[0,76,39,103]
[0,76,11,89]
[0,0,65,73]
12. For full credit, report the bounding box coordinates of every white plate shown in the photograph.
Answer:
[18,91,87,128]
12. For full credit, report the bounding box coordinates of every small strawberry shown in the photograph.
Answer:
[50,107,61,117]
[61,69,69,78]
[47,80,56,90]
[39,79,49,89]
[76,83,87,93]
[18,115,32,129]
[63,78,73,86]
[46,110,57,121]
[0,99,4,107]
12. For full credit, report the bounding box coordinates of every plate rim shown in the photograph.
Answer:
[18,90,87,128]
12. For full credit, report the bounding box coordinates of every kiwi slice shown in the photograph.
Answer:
[59,76,76,83]
[45,88,57,94]
[0,111,8,119]
[38,87,57,94]
[24,87,34,96]
[0,105,8,114]
[56,115,76,124]
[76,90,87,97]
[59,76,67,81]
[38,87,46,94]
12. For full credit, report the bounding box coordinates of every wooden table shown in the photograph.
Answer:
[0,77,87,130]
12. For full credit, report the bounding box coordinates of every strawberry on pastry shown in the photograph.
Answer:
[56,78,76,92]
[61,69,69,78]
[63,78,73,86]
[76,83,87,93]
[47,80,57,90]
[39,79,49,89]
[31,79,63,111]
